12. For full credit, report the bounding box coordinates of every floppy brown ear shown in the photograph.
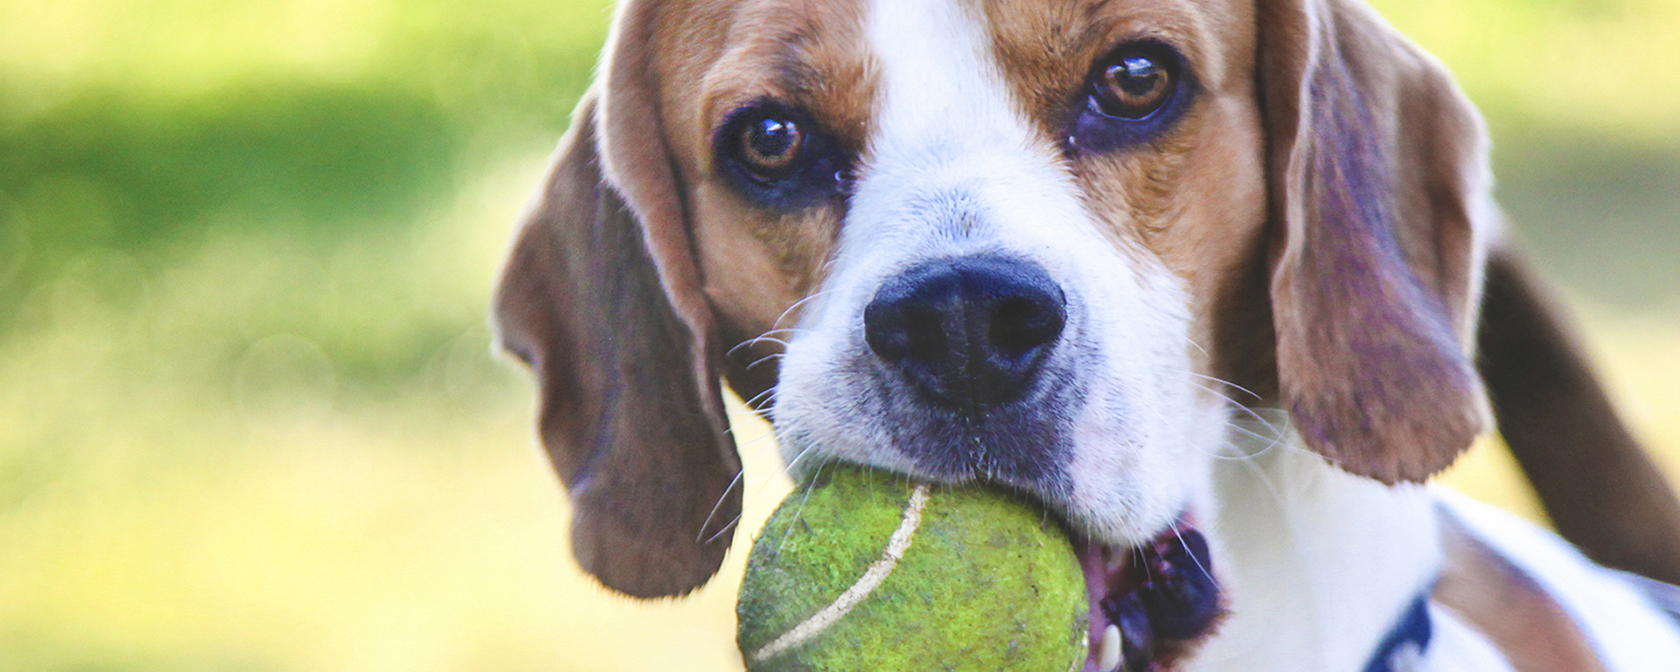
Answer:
[1259,0,1492,483]
[1480,246,1680,585]
[492,91,740,599]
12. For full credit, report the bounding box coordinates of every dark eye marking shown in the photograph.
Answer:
[716,101,851,208]
[1068,41,1195,154]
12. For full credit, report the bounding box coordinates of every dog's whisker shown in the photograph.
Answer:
[1142,370,1280,461]
[1171,524,1215,582]
[727,329,813,360]
[774,290,834,330]
[1210,401,1285,446]
[727,407,774,422]
[770,289,838,333]
[698,467,750,544]
[747,336,793,349]
[726,340,754,358]
[1216,407,1317,463]
[1180,376,1286,438]
[1166,369,1272,421]
[1156,371,1302,465]
[703,402,793,544]
[742,385,779,409]
[1183,335,1212,360]
[728,400,775,416]
[773,457,827,555]
[701,438,806,546]
[730,386,781,420]
[751,329,802,343]
[1183,371,1263,401]
[1213,422,1288,462]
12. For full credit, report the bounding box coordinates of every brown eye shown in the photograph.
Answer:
[738,116,806,178]
[1091,52,1175,120]
[718,102,851,206]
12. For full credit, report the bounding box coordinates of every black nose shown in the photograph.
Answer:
[864,256,1067,412]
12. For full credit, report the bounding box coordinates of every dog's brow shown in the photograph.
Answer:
[697,1,874,148]
[972,0,1211,135]
[1051,0,1128,57]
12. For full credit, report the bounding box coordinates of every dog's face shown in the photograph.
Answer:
[495,0,1493,603]
[718,0,1265,545]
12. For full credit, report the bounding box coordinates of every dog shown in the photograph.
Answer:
[491,0,1680,669]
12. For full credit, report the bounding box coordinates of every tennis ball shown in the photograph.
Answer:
[737,463,1088,672]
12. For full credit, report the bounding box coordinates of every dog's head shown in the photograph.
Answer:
[494,0,1493,600]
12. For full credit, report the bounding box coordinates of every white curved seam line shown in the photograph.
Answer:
[750,484,930,663]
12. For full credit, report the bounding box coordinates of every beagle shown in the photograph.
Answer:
[491,0,1680,669]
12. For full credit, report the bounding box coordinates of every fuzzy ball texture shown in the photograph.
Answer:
[737,463,1088,671]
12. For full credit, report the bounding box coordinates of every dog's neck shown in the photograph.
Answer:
[1187,427,1443,672]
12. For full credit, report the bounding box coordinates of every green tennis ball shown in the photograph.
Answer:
[737,463,1088,672]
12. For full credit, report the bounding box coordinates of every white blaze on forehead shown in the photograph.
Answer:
[866,0,1029,159]
[855,0,1089,261]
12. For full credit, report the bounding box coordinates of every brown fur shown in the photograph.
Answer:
[970,0,1493,485]
[657,0,876,402]
[979,0,1270,384]
[492,0,1680,599]
[493,97,740,598]
[1260,0,1490,483]
[1436,507,1610,672]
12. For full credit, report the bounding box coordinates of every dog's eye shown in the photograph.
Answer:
[717,102,851,208]
[1091,53,1174,120]
[1068,42,1193,153]
[738,116,807,179]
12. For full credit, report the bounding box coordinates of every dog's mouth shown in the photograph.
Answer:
[1073,516,1224,672]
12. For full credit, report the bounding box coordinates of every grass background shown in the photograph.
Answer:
[0,0,1676,670]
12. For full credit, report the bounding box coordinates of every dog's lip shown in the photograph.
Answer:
[1072,514,1198,672]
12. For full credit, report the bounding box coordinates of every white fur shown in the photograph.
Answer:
[772,0,1208,545]
[1188,426,1446,672]
[1182,426,1680,672]
[1425,606,1519,672]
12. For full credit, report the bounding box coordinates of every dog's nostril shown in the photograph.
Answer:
[863,255,1067,410]
[991,296,1065,356]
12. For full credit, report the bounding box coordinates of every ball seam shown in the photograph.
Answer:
[749,483,932,663]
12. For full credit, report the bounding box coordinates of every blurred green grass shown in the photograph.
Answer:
[0,0,1676,670]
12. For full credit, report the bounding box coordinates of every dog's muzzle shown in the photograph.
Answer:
[851,253,1076,486]
[864,254,1067,413]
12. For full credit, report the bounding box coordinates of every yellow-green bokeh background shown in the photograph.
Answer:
[1,1,1677,670]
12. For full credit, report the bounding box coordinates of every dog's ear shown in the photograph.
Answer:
[492,5,742,598]
[1259,0,1492,483]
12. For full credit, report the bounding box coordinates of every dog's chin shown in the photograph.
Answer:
[876,409,1071,486]
[775,361,1224,668]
